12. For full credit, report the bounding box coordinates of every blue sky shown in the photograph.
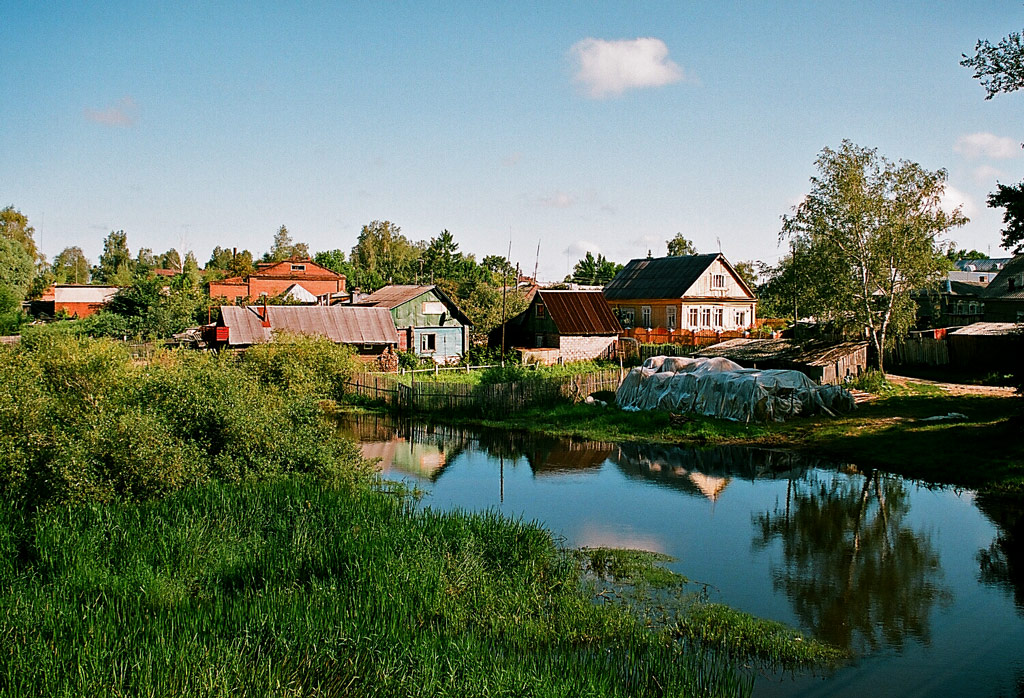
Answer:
[2,2,1022,281]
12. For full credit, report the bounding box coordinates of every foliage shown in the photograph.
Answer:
[847,369,897,395]
[397,349,420,370]
[349,220,422,289]
[961,28,1024,99]
[239,332,358,402]
[0,334,369,504]
[0,237,34,301]
[568,251,622,285]
[93,230,135,285]
[780,141,967,372]
[265,224,310,262]
[0,286,28,334]
[732,260,757,290]
[82,278,212,340]
[313,248,354,280]
[666,233,697,256]
[0,205,43,266]
[456,281,529,342]
[988,181,1024,254]
[51,246,91,284]
[206,246,256,278]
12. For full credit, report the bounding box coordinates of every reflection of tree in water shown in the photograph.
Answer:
[754,470,951,653]
[975,493,1024,613]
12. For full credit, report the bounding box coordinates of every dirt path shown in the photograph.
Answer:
[887,374,1017,397]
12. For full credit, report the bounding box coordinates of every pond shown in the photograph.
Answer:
[339,413,1024,697]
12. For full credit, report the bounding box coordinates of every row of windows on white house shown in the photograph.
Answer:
[619,306,748,330]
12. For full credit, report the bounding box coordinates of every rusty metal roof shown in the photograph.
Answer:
[538,290,622,336]
[220,305,398,346]
[357,284,473,326]
[984,254,1024,300]
[949,322,1020,337]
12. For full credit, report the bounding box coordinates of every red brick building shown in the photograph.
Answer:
[208,258,346,303]
[40,285,120,318]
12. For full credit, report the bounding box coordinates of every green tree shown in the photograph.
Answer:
[961,28,1024,99]
[0,205,43,266]
[266,225,310,262]
[52,247,91,284]
[0,237,34,300]
[313,249,351,276]
[733,260,758,291]
[481,255,516,283]
[569,251,621,285]
[666,233,697,257]
[158,248,182,272]
[135,248,156,278]
[95,230,135,285]
[423,230,461,282]
[350,220,422,289]
[781,141,966,372]
[988,182,1024,254]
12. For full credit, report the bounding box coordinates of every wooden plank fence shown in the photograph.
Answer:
[885,336,949,367]
[345,368,623,415]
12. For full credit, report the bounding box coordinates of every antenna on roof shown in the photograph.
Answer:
[717,236,721,253]
[533,239,540,283]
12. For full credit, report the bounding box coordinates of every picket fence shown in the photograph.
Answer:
[345,368,623,415]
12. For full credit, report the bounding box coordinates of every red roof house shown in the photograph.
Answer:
[208,257,346,303]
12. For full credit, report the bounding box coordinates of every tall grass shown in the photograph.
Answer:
[0,478,754,697]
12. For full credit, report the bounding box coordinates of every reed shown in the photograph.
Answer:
[0,478,755,697]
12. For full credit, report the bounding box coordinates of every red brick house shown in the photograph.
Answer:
[208,257,346,303]
[40,285,120,318]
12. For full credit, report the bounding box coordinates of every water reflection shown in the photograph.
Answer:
[754,470,952,653]
[975,493,1024,614]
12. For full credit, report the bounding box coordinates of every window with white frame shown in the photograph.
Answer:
[420,333,436,352]
[666,306,677,329]
[620,308,635,326]
[714,308,723,326]
[641,306,651,327]
[701,307,711,327]
[687,307,699,327]
[290,264,306,272]
[712,273,726,289]
[735,310,746,327]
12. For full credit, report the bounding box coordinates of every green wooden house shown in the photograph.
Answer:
[356,285,471,362]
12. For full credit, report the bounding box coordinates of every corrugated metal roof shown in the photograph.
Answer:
[220,305,399,346]
[358,285,434,307]
[250,258,346,281]
[949,322,1020,336]
[538,290,621,336]
[604,254,752,300]
[984,254,1024,299]
[694,338,868,366]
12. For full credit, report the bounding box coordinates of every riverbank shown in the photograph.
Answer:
[346,385,1024,496]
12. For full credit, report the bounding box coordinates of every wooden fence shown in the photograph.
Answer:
[345,368,623,415]
[620,327,747,347]
[885,336,949,367]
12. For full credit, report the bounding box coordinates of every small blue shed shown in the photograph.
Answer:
[356,285,472,362]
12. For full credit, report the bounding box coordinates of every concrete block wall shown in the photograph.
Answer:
[558,335,617,363]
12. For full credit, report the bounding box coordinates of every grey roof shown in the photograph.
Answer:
[949,322,1020,337]
[954,258,1012,272]
[220,305,399,346]
[357,284,472,325]
[694,338,868,366]
[603,254,754,301]
[984,254,1024,299]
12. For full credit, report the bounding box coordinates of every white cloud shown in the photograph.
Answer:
[571,37,685,99]
[972,164,1003,185]
[539,191,575,208]
[564,240,602,259]
[939,184,976,218]
[954,132,1022,160]
[83,96,137,127]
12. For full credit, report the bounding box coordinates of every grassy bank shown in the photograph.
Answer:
[367,383,1024,496]
[1,477,768,697]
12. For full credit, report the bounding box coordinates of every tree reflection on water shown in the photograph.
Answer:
[975,493,1024,614]
[753,469,952,653]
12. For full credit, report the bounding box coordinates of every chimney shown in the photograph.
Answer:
[943,279,952,293]
[349,287,361,305]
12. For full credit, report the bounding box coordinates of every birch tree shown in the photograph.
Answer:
[781,141,967,373]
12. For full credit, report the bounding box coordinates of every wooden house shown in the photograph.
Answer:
[208,257,346,303]
[356,285,471,362]
[603,254,756,332]
[495,290,622,364]
[982,254,1024,323]
[209,305,398,358]
[693,338,868,384]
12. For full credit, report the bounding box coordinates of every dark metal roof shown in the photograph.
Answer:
[537,290,622,336]
[357,284,473,326]
[220,305,398,346]
[694,338,868,366]
[949,322,1020,337]
[603,254,753,300]
[984,254,1024,299]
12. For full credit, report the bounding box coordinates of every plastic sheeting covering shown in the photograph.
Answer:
[616,355,855,423]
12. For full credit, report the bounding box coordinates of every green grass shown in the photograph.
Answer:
[0,478,761,698]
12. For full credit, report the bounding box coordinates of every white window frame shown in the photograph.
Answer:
[713,308,723,327]
[701,307,711,328]
[290,264,306,272]
[666,306,677,330]
[641,306,651,328]
[687,307,699,328]
[620,308,635,325]
[735,310,746,328]
[712,273,726,289]
[420,333,437,353]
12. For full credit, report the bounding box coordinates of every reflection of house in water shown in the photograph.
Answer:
[359,439,449,481]
[612,443,816,501]
[524,438,616,476]
[336,413,469,482]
